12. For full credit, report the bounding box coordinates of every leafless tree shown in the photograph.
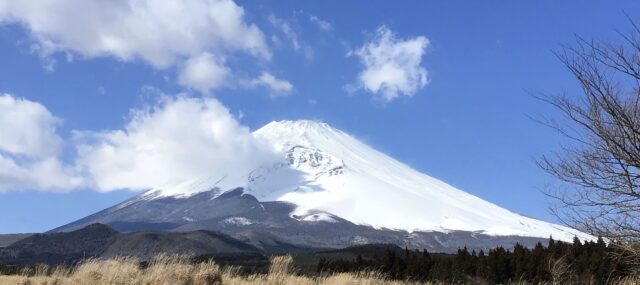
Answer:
[537,18,640,253]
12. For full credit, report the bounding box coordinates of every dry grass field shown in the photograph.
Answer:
[0,255,638,285]
[0,255,408,285]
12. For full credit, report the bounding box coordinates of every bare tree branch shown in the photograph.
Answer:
[538,19,640,253]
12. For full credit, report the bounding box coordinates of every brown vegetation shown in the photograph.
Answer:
[0,255,409,285]
[0,255,638,285]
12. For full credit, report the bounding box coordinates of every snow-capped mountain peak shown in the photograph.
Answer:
[253,120,344,152]
[145,120,591,242]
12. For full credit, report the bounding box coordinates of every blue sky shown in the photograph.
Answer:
[0,0,639,233]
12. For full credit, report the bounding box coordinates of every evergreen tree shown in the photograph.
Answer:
[314,237,633,284]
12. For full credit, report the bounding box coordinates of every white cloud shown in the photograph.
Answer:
[0,0,269,67]
[0,94,61,158]
[0,93,279,193]
[75,95,277,192]
[0,155,83,192]
[349,25,430,102]
[0,94,83,192]
[243,72,294,96]
[178,53,229,94]
[0,0,270,92]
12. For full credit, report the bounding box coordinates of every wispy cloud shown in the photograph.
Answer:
[309,14,332,31]
[268,14,301,51]
[242,72,294,97]
[268,13,314,60]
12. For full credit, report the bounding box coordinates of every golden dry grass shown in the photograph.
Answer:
[0,255,412,285]
[0,255,637,285]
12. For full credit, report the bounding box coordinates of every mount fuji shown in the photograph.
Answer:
[54,120,590,253]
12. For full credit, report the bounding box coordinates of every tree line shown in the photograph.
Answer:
[317,237,638,284]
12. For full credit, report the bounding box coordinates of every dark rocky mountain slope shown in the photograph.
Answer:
[0,224,261,265]
[0,234,33,248]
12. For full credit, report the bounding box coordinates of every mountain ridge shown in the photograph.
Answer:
[0,223,264,265]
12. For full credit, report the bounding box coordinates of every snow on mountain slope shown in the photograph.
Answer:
[147,120,591,242]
